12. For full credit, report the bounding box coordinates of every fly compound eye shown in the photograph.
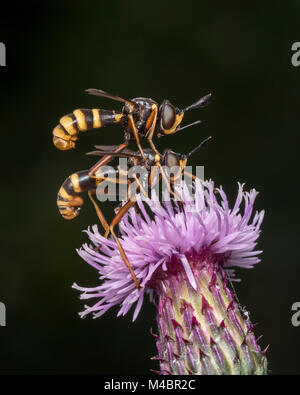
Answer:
[165,152,179,168]
[160,101,176,130]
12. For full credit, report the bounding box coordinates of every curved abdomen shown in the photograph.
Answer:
[57,170,97,219]
[53,109,124,151]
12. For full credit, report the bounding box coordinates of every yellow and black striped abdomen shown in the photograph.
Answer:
[57,170,97,219]
[53,109,124,151]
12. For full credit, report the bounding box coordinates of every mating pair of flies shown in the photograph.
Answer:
[54,88,212,288]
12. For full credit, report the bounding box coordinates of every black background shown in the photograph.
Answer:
[0,0,299,374]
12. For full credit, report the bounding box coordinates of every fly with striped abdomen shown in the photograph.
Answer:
[52,88,211,159]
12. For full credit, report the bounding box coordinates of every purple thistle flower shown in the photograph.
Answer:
[73,180,268,374]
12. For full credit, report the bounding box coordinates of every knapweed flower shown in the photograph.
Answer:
[73,180,268,375]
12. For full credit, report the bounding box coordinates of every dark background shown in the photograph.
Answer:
[0,0,299,374]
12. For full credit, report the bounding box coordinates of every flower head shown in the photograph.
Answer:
[73,179,268,374]
[73,180,264,321]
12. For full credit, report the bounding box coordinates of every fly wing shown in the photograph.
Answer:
[85,88,137,107]
[86,148,140,159]
[93,145,135,154]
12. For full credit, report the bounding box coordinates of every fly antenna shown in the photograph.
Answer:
[186,136,212,158]
[184,93,212,112]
